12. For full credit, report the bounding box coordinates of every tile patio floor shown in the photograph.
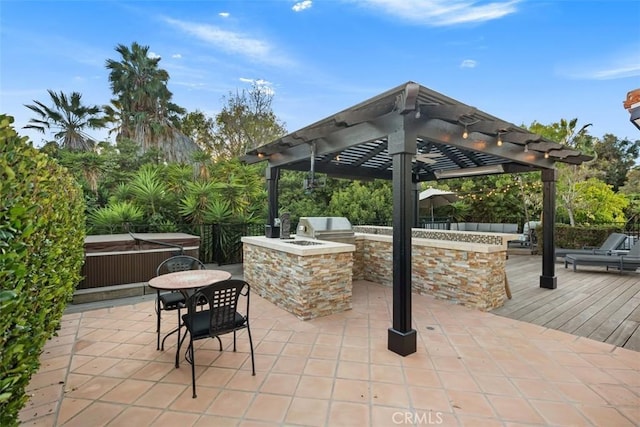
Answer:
[20,278,640,426]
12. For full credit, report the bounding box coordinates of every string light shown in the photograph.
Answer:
[544,152,549,159]
[462,125,468,139]
[496,133,503,147]
[524,143,528,153]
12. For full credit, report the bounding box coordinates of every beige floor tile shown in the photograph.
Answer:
[170,385,221,412]
[244,393,291,423]
[153,411,200,427]
[530,400,591,426]
[100,378,154,403]
[65,376,122,400]
[134,382,187,408]
[577,405,640,427]
[271,355,307,374]
[310,344,341,359]
[408,386,451,412]
[371,381,411,407]
[206,389,255,417]
[55,398,93,425]
[332,378,369,402]
[473,374,519,396]
[370,364,403,383]
[281,342,312,357]
[260,372,300,395]
[327,401,370,426]
[106,406,163,427]
[296,375,334,399]
[102,359,150,378]
[61,401,124,427]
[438,371,480,392]
[487,395,545,424]
[304,357,337,377]
[337,360,370,380]
[284,397,329,426]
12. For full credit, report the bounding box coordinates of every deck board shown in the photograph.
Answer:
[495,253,640,351]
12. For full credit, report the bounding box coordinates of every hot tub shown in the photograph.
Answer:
[79,232,200,289]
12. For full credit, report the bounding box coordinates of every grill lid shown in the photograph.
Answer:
[297,217,353,239]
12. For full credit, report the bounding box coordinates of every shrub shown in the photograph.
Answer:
[0,115,85,425]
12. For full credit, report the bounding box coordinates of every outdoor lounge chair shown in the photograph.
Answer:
[564,241,640,273]
[555,232,628,260]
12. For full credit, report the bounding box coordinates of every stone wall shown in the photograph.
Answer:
[356,234,508,311]
[243,243,353,320]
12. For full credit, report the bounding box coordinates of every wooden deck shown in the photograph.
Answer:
[495,252,640,352]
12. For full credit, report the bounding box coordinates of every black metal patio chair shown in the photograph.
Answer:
[177,279,256,398]
[155,255,205,350]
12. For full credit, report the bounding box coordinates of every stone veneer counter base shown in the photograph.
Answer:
[241,236,355,320]
[353,231,516,311]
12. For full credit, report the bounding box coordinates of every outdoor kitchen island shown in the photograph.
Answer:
[243,224,517,320]
[241,235,356,320]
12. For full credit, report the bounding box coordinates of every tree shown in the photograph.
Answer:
[105,42,197,162]
[592,134,640,191]
[528,118,596,226]
[212,81,287,159]
[179,110,216,153]
[24,90,105,151]
[329,180,393,225]
[619,166,640,222]
[571,179,628,223]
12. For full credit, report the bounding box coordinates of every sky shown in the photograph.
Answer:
[1,0,640,148]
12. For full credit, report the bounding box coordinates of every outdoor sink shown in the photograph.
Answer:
[283,240,324,246]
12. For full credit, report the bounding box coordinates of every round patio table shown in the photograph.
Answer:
[149,269,232,353]
[148,269,231,291]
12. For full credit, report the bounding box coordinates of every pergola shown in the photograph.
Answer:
[242,81,592,356]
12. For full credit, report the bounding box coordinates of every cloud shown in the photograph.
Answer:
[239,77,276,96]
[558,47,640,80]
[354,0,519,26]
[219,12,230,18]
[172,53,182,59]
[148,51,161,59]
[460,59,477,68]
[293,1,313,12]
[162,17,294,67]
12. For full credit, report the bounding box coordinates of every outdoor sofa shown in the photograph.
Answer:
[450,222,519,233]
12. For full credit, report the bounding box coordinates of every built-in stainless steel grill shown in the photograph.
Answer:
[296,217,355,244]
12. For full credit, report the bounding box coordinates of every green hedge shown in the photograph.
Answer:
[534,223,625,256]
[0,115,85,426]
[554,224,625,249]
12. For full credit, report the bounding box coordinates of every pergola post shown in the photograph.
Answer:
[387,125,417,356]
[540,168,557,289]
[413,182,420,229]
[265,166,280,238]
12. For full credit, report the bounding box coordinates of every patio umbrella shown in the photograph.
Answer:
[419,187,458,221]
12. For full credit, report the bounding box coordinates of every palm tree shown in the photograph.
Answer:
[105,42,189,159]
[24,90,105,151]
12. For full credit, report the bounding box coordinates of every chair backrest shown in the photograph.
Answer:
[188,279,250,335]
[600,233,628,251]
[157,255,205,276]
[628,241,640,258]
